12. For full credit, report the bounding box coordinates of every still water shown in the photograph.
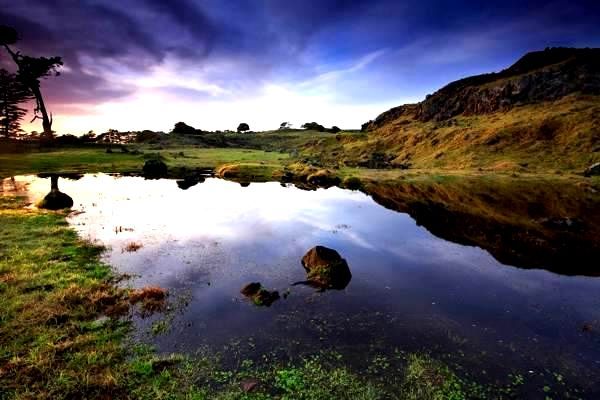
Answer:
[18,174,600,395]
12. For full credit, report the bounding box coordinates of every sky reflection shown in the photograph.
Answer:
[12,174,600,392]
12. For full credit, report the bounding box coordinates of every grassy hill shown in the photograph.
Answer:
[295,48,600,172]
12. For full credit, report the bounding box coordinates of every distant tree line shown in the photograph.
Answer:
[301,122,341,133]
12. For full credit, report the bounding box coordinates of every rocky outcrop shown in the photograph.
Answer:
[362,104,417,132]
[416,48,600,122]
[364,48,600,130]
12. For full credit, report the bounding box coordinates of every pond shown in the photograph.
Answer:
[13,173,600,397]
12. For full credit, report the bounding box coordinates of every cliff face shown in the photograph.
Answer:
[364,48,600,130]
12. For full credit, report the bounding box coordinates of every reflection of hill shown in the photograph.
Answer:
[363,178,600,276]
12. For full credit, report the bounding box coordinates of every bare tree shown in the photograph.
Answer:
[0,25,62,140]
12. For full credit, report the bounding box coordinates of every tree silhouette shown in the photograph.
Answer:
[237,122,250,133]
[301,122,325,132]
[0,69,32,137]
[0,25,62,140]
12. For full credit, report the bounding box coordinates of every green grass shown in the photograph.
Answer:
[294,94,600,172]
[0,147,289,179]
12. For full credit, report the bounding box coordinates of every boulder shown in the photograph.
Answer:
[584,162,600,177]
[143,159,168,178]
[38,175,73,210]
[300,246,352,290]
[39,190,73,210]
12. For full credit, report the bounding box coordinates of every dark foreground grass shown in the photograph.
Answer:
[0,195,490,399]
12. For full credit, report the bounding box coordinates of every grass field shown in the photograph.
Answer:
[0,147,290,179]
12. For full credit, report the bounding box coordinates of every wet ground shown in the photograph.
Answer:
[11,173,600,397]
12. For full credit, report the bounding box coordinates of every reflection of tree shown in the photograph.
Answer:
[0,25,63,140]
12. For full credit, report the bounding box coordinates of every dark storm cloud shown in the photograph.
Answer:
[1,0,599,107]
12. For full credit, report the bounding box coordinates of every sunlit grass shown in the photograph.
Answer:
[0,147,289,179]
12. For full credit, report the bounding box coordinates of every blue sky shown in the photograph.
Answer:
[1,0,599,133]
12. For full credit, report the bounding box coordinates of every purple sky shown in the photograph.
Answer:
[1,0,599,134]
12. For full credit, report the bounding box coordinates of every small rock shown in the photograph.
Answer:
[241,282,262,297]
[240,282,279,307]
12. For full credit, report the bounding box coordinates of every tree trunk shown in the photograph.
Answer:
[30,85,52,139]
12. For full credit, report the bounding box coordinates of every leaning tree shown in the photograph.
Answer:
[0,25,62,140]
[0,69,32,137]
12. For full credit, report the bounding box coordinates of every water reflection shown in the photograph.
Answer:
[363,179,600,275]
[8,173,600,395]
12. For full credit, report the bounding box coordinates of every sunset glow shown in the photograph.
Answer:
[2,1,599,134]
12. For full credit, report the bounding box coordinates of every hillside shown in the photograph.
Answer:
[301,48,600,172]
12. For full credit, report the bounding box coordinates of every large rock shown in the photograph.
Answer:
[584,162,600,177]
[39,191,73,210]
[143,159,168,178]
[38,175,73,210]
[300,246,352,290]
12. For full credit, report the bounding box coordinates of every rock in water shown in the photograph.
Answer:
[240,282,262,297]
[39,191,74,210]
[300,246,352,290]
[240,282,280,306]
[143,159,168,178]
[38,175,73,210]
[584,162,600,177]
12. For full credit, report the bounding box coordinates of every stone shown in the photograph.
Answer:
[38,175,73,210]
[240,282,280,307]
[300,246,352,290]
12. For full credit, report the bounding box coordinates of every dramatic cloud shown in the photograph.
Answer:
[0,0,599,133]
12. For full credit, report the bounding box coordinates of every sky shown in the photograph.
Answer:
[1,0,599,135]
